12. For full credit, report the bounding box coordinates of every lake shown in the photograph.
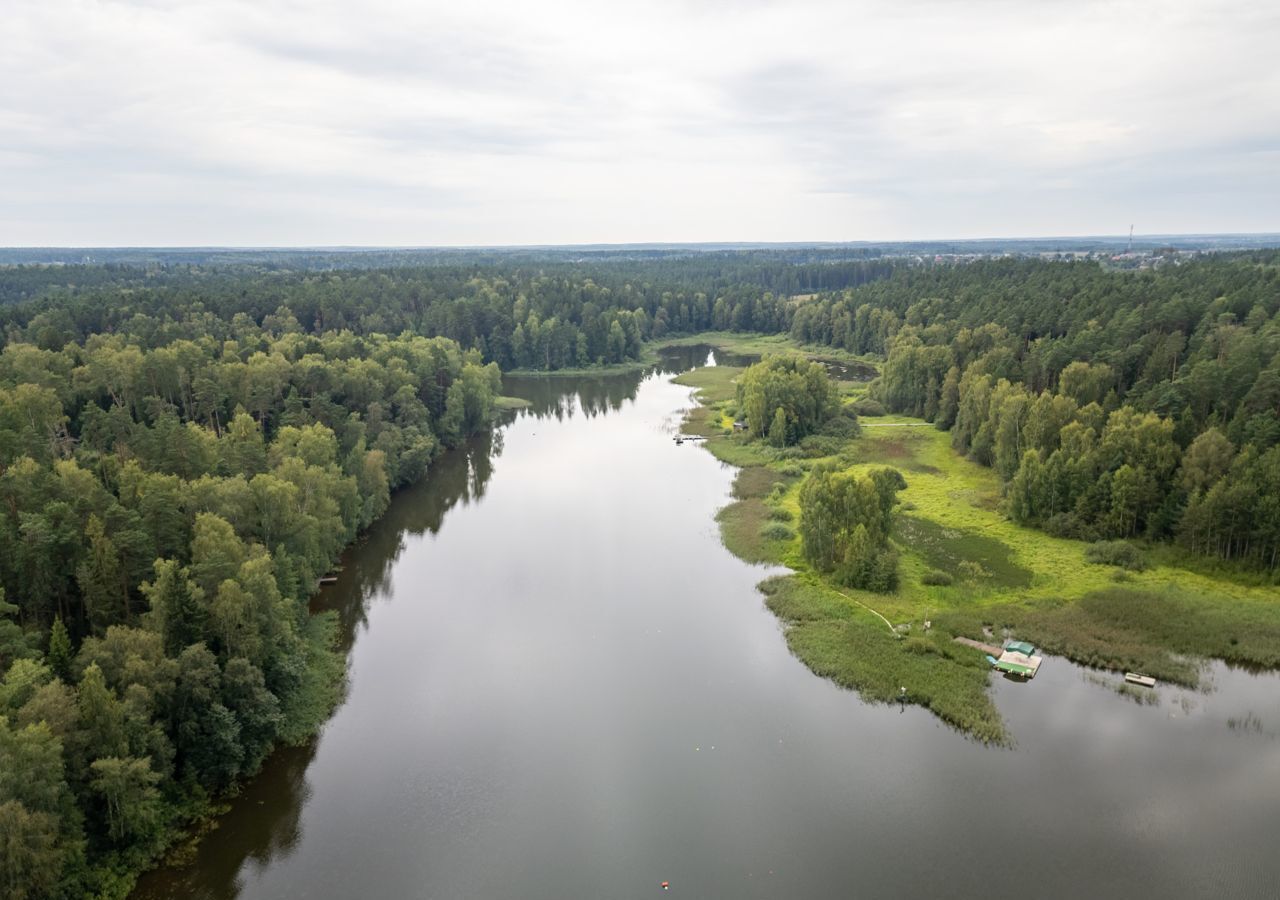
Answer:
[134,353,1280,899]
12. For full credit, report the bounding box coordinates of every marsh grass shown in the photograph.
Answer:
[673,338,1277,741]
[717,497,790,565]
[760,576,1005,743]
[895,515,1033,588]
[660,332,880,371]
[732,466,790,500]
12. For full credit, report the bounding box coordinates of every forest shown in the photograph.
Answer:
[791,256,1280,571]
[2,246,1279,896]
[0,284,503,895]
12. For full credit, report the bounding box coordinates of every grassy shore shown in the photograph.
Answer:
[659,331,880,370]
[494,395,532,410]
[674,348,1280,743]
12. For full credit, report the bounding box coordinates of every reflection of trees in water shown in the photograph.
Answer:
[136,365,711,897]
[136,431,510,897]
[653,344,756,372]
[131,742,319,899]
[136,431,508,897]
[321,429,505,650]
[501,348,753,422]
[502,372,648,420]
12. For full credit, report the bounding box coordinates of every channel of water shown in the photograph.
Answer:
[134,352,1280,899]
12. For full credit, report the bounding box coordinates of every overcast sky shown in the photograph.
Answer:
[3,0,1278,246]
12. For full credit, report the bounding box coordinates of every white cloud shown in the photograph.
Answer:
[1,0,1277,244]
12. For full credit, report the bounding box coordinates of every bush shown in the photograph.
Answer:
[777,463,804,478]
[818,411,860,437]
[767,506,793,522]
[1044,512,1099,541]
[922,570,954,586]
[1085,540,1148,571]
[798,434,845,457]
[836,548,899,592]
[759,522,795,541]
[851,398,886,417]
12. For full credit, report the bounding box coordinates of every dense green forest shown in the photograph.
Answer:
[792,256,1280,571]
[3,247,1280,897]
[0,282,504,895]
[0,255,901,369]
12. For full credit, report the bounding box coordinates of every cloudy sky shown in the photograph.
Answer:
[3,0,1278,245]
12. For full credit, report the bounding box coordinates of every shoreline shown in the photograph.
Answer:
[673,347,1280,744]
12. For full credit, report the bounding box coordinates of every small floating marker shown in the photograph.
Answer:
[661,881,670,890]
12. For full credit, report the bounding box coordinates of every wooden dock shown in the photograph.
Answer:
[956,637,1044,679]
[953,637,1004,656]
[993,650,1043,678]
[1125,672,1156,687]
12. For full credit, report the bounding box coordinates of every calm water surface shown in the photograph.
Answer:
[135,355,1280,899]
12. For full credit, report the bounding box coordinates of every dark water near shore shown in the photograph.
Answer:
[135,354,1280,899]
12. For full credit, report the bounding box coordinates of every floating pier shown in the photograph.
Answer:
[955,637,1043,678]
[1124,672,1156,688]
[990,650,1043,678]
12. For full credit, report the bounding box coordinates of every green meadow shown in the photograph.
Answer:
[672,339,1280,743]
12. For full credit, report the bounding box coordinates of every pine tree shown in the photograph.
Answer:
[77,516,128,634]
[47,618,73,683]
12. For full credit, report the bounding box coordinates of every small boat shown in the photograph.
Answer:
[1124,672,1156,688]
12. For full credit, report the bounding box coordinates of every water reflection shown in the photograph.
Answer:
[134,433,505,899]
[133,362,1280,900]
[135,742,319,899]
[501,373,647,420]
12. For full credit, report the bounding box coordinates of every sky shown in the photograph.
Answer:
[2,0,1279,246]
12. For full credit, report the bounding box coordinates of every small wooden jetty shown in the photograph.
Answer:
[954,636,1004,657]
[318,575,339,585]
[673,434,708,445]
[1125,672,1157,688]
